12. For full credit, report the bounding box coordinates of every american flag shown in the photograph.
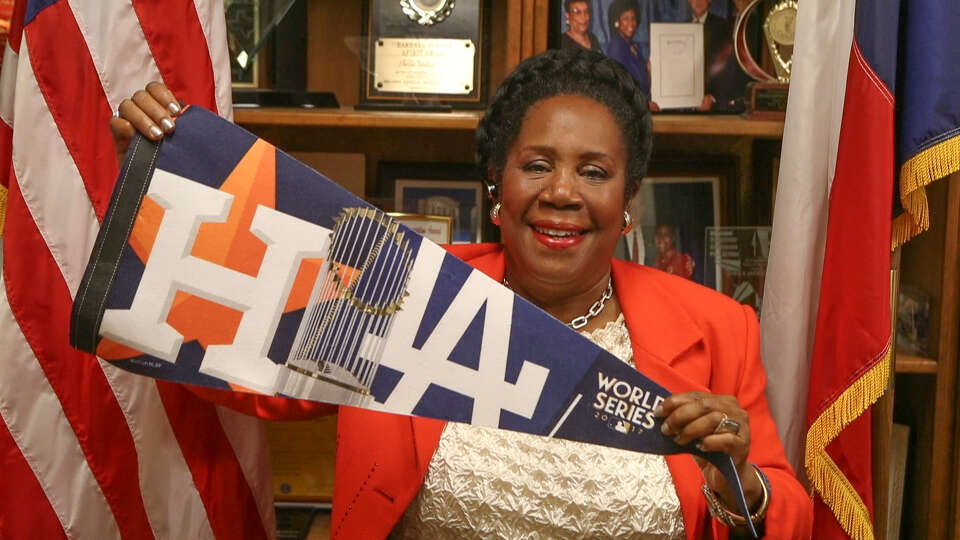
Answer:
[0,1,276,538]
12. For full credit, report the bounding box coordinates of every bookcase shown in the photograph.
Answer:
[888,173,960,539]
[234,1,959,537]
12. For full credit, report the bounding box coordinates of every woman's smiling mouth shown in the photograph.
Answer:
[529,221,588,248]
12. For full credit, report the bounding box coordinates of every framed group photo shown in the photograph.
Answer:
[550,0,763,112]
[377,161,491,244]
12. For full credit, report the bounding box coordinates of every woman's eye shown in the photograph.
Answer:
[524,161,551,174]
[580,166,609,180]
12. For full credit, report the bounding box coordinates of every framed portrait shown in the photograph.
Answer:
[388,213,454,244]
[377,161,488,244]
[622,175,721,287]
[550,0,764,113]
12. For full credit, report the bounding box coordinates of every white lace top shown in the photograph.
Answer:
[391,313,686,539]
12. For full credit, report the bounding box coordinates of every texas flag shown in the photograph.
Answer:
[761,0,960,538]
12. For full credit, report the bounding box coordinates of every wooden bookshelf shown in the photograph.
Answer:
[895,353,938,374]
[234,108,785,137]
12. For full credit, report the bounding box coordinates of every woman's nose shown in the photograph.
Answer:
[539,169,581,207]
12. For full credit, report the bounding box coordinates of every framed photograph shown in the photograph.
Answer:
[550,0,763,113]
[377,161,488,244]
[622,175,721,287]
[388,213,454,244]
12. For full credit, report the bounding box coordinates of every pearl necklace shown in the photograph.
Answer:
[502,276,614,330]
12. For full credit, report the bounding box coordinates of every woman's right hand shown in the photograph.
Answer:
[109,82,182,167]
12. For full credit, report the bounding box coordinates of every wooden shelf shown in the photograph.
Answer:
[653,114,784,137]
[896,353,938,374]
[233,107,784,137]
[233,107,484,130]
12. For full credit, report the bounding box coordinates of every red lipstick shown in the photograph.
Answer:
[528,221,588,249]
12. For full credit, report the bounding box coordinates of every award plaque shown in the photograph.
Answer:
[360,0,490,110]
[734,0,797,119]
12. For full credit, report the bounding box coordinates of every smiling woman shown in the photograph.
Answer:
[496,94,630,324]
[110,48,810,539]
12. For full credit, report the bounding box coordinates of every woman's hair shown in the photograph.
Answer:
[475,48,653,198]
[608,0,639,34]
[563,0,588,13]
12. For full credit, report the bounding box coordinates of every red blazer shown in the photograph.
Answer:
[196,243,812,539]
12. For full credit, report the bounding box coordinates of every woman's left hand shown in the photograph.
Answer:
[656,392,763,511]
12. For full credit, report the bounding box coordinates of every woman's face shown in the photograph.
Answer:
[498,94,629,289]
[617,9,638,40]
[655,224,676,253]
[567,1,591,34]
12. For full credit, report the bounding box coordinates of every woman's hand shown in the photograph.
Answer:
[656,392,764,514]
[109,82,181,167]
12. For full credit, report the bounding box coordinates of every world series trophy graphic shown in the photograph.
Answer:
[734,0,797,119]
[276,208,414,406]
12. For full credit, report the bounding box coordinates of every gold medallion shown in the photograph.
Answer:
[400,0,455,26]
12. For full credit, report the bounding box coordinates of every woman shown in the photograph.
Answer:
[605,0,651,100]
[112,49,811,538]
[654,223,696,280]
[560,0,601,51]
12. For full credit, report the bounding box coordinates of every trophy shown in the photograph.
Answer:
[734,0,797,119]
[360,0,490,110]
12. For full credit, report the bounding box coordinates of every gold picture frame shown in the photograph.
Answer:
[388,213,454,245]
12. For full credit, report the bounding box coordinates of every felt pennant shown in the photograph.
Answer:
[70,106,757,536]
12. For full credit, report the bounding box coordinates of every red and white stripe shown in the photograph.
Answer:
[759,0,856,475]
[0,1,273,538]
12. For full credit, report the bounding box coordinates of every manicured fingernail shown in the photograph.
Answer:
[160,118,175,132]
[695,442,705,452]
[168,102,181,115]
[149,125,163,138]
[660,421,671,435]
[654,405,663,416]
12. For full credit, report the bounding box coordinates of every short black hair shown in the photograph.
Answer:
[475,48,653,198]
[563,0,589,13]
[608,0,640,33]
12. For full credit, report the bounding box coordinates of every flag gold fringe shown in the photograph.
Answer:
[892,134,960,249]
[805,344,891,540]
[0,183,7,238]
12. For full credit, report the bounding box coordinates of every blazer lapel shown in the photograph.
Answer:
[611,258,709,394]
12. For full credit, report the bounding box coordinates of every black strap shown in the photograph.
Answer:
[70,134,161,353]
